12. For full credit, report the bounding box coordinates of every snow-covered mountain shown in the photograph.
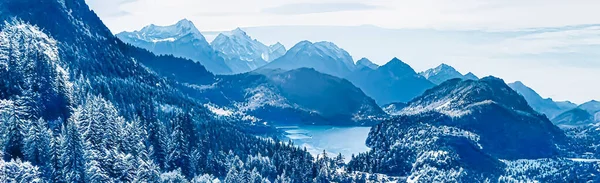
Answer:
[399,77,566,159]
[261,41,355,77]
[509,81,577,119]
[355,58,378,70]
[419,63,474,84]
[348,77,574,182]
[116,19,232,74]
[211,28,286,74]
[346,58,435,105]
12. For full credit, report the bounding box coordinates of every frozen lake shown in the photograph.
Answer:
[279,125,372,161]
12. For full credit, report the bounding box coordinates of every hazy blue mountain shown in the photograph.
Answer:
[553,100,600,127]
[211,28,285,73]
[196,68,387,126]
[116,19,232,74]
[356,57,378,70]
[261,41,355,77]
[508,81,576,119]
[346,57,435,105]
[419,63,467,84]
[268,42,286,60]
[553,108,595,127]
[579,100,600,115]
[464,72,479,80]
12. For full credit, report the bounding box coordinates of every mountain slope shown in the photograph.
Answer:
[195,68,387,126]
[116,19,232,74]
[211,28,285,74]
[261,41,355,77]
[348,77,573,181]
[509,81,576,119]
[553,108,595,127]
[420,64,467,84]
[346,58,435,105]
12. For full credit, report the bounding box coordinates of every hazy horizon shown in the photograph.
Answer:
[86,0,600,104]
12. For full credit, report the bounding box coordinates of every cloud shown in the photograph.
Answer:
[262,3,380,15]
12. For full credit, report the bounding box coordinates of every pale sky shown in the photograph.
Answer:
[86,0,600,104]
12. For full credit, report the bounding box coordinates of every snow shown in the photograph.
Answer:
[210,27,284,67]
[400,98,474,118]
[568,158,600,162]
[151,37,176,43]
[235,86,291,111]
[121,19,206,43]
[204,104,233,117]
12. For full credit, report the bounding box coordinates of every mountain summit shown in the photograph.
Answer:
[261,41,355,77]
[420,63,473,84]
[211,28,285,73]
[356,58,379,70]
[346,58,435,105]
[116,19,232,74]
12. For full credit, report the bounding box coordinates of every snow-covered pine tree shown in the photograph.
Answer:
[61,115,87,183]
[24,118,52,179]
[167,113,192,177]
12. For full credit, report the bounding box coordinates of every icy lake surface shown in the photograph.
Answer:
[279,126,372,160]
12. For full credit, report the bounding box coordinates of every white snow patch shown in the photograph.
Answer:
[152,37,176,43]
[204,104,233,117]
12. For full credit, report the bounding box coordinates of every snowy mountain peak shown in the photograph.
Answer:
[263,40,355,77]
[421,63,461,79]
[175,19,195,28]
[211,28,285,73]
[356,58,378,70]
[419,63,467,85]
[123,19,206,43]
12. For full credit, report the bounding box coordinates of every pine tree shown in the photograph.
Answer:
[84,157,112,183]
[61,118,86,183]
[3,102,27,161]
[148,118,168,169]
[274,171,291,183]
[49,134,65,183]
[168,114,192,177]
[24,118,52,179]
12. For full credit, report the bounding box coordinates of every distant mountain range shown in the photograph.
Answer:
[116,19,232,74]
[508,81,577,119]
[553,100,600,127]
